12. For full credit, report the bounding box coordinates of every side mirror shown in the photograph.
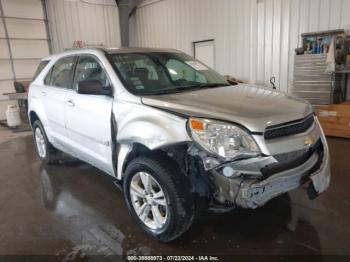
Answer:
[77,80,112,96]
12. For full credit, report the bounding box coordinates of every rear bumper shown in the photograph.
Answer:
[210,134,331,209]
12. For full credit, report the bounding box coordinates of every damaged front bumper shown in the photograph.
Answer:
[200,121,331,209]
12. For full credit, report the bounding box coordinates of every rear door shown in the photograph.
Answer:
[42,56,77,147]
[65,55,114,175]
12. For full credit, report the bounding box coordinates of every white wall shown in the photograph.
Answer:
[46,0,121,53]
[130,0,350,93]
[0,0,50,120]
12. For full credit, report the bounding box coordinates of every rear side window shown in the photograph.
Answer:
[33,60,50,81]
[44,67,53,85]
[45,56,76,89]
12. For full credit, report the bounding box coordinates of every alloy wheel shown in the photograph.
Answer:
[35,127,46,158]
[129,172,168,230]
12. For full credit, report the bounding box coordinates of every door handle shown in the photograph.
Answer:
[41,91,46,96]
[66,99,75,107]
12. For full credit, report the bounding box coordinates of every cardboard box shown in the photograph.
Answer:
[314,102,350,139]
[346,55,350,66]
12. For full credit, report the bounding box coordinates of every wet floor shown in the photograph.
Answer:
[0,136,350,259]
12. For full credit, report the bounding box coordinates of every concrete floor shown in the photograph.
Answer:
[0,135,350,259]
[0,125,31,144]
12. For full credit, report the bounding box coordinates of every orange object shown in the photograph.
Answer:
[191,119,204,131]
[314,103,350,139]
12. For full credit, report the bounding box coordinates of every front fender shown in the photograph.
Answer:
[114,100,191,180]
[116,102,191,149]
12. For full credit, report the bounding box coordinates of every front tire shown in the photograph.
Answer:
[123,154,195,242]
[32,120,61,164]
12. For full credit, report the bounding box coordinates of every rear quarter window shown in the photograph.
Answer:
[44,67,53,85]
[44,56,77,89]
[32,60,50,81]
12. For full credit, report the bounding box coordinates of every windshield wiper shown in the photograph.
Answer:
[142,88,187,95]
[142,85,201,95]
[197,83,231,88]
[141,83,230,96]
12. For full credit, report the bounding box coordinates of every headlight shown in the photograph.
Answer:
[189,118,260,160]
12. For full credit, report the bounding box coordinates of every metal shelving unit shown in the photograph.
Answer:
[292,54,333,105]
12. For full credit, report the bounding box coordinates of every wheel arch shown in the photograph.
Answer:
[116,141,189,181]
[117,141,212,213]
[28,110,54,145]
[29,110,40,128]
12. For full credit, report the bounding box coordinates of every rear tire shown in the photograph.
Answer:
[32,120,61,165]
[123,154,195,242]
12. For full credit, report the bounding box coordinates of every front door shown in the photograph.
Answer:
[65,55,114,175]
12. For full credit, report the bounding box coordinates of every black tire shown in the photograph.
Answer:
[123,154,195,242]
[32,120,61,165]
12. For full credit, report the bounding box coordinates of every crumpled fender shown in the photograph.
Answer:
[113,100,191,179]
[115,100,191,150]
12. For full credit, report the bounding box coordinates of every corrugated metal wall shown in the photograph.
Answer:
[0,0,50,120]
[130,0,350,93]
[46,0,121,53]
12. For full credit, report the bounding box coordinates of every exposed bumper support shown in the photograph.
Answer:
[210,136,331,209]
[236,153,318,208]
[310,135,331,194]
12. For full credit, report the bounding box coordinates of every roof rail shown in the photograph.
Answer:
[63,44,108,51]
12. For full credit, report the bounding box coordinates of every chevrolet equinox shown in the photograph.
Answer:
[28,47,331,242]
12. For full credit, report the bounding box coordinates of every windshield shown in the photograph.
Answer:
[109,52,229,95]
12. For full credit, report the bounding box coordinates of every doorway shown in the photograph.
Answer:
[193,39,215,69]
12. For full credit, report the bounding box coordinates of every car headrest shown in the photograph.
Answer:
[134,67,149,81]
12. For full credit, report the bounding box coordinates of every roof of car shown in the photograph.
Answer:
[105,47,181,54]
[43,47,182,61]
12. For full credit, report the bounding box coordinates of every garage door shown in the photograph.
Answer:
[0,0,50,120]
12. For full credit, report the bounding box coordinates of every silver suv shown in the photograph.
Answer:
[28,47,331,242]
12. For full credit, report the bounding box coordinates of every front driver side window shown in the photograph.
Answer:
[74,56,110,88]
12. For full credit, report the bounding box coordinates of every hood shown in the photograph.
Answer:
[141,84,312,132]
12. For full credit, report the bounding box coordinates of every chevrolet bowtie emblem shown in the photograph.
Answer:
[304,135,316,146]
